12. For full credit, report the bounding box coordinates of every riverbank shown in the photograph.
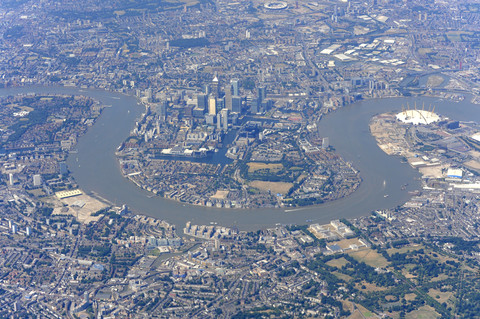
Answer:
[114,102,362,210]
[370,110,480,183]
[3,86,479,230]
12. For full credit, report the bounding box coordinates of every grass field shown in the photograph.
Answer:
[426,75,444,87]
[27,188,47,197]
[210,190,229,199]
[332,271,353,282]
[355,281,387,292]
[349,249,390,268]
[464,159,480,170]
[406,305,440,319]
[247,162,283,173]
[334,238,367,250]
[346,310,364,319]
[418,48,433,55]
[326,257,348,269]
[429,253,458,265]
[428,288,454,305]
[387,244,424,255]
[431,274,450,282]
[357,304,377,318]
[402,264,418,279]
[249,180,293,195]
[445,31,473,42]
[404,293,417,301]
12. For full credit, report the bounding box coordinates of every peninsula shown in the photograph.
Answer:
[115,82,361,209]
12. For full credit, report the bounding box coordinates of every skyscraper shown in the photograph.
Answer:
[158,101,167,121]
[221,108,229,131]
[224,85,232,111]
[255,86,267,113]
[197,94,207,108]
[232,96,242,113]
[217,113,222,130]
[231,79,239,96]
[250,100,259,114]
[211,74,219,97]
[145,88,153,102]
[208,95,217,115]
[257,86,267,103]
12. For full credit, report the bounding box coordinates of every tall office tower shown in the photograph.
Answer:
[208,95,217,115]
[224,85,232,111]
[250,100,259,114]
[217,97,224,110]
[221,108,229,131]
[231,79,239,96]
[232,96,242,113]
[211,74,219,97]
[145,88,153,102]
[257,86,267,103]
[263,99,274,112]
[217,113,222,130]
[158,101,167,121]
[197,94,207,108]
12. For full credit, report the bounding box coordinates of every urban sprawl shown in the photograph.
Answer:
[2,0,480,318]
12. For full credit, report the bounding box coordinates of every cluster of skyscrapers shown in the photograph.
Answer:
[190,76,271,131]
[146,75,273,133]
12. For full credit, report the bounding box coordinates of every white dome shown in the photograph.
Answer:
[396,110,440,125]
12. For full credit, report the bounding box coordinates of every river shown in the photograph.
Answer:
[1,86,479,230]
